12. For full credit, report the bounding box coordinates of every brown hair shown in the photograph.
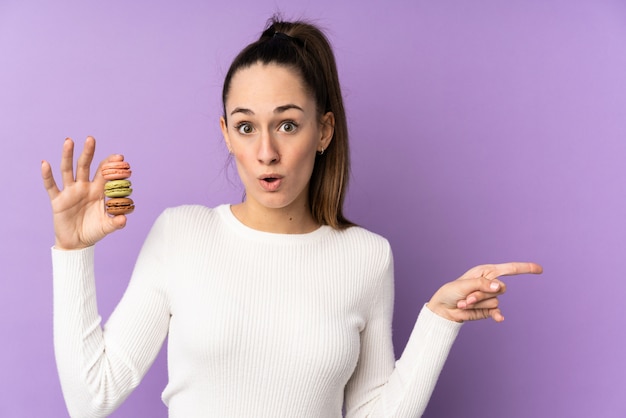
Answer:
[222,17,354,229]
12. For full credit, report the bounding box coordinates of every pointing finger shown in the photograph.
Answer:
[484,262,543,280]
[462,262,543,281]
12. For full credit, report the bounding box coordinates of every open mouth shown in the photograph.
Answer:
[259,175,282,191]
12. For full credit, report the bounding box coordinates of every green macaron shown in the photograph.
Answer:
[104,179,133,198]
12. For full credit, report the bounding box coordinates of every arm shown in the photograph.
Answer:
[344,251,461,418]
[344,247,543,418]
[52,212,171,417]
[43,136,170,416]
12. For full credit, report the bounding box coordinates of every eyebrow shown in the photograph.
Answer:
[230,104,304,116]
[274,104,304,113]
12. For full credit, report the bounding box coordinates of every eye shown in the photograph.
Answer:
[235,122,254,135]
[279,121,298,133]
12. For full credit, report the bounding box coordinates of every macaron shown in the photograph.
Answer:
[106,197,135,215]
[104,179,132,198]
[101,161,132,180]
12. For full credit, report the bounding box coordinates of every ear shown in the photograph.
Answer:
[220,116,232,153]
[319,111,335,151]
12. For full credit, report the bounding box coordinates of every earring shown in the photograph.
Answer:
[318,147,324,155]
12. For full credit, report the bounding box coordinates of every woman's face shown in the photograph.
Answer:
[220,62,334,215]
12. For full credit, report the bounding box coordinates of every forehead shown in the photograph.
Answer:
[225,63,314,111]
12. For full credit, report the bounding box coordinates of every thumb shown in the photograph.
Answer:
[456,276,504,295]
[456,277,505,309]
[106,214,128,232]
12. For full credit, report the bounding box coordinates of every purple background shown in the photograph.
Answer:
[1,0,625,416]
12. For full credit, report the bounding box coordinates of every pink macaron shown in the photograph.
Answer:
[101,161,132,180]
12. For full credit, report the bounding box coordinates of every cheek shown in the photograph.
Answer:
[294,150,318,181]
[230,142,252,161]
[299,131,322,160]
[230,150,253,178]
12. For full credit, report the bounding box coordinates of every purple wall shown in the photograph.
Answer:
[1,0,625,416]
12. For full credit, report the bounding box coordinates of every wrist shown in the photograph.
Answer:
[54,238,89,251]
[426,301,463,323]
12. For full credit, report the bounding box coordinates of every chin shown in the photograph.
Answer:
[254,194,301,211]
[260,199,295,210]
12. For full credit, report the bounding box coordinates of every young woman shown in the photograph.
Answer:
[42,18,542,417]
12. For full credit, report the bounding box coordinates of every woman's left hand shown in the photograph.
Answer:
[427,262,543,323]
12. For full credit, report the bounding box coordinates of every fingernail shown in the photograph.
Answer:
[490,282,500,290]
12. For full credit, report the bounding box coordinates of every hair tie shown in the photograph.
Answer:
[271,30,304,47]
[273,31,289,40]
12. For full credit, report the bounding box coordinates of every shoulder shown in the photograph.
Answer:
[328,225,393,265]
[150,204,225,236]
[329,226,394,300]
[334,225,390,249]
[160,204,218,220]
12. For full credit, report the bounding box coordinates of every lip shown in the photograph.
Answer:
[258,173,284,192]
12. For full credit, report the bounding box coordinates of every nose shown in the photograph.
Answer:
[257,131,280,165]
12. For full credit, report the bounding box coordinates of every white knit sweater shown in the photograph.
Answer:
[52,204,461,417]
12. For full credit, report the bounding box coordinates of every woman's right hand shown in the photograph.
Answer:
[42,136,129,250]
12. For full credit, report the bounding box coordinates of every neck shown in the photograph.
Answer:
[230,201,319,234]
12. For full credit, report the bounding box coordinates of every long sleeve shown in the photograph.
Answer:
[52,214,171,417]
[52,204,463,417]
[344,247,462,418]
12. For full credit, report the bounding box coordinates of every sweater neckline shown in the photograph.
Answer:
[216,204,332,243]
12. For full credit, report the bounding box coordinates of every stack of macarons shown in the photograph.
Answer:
[101,161,135,216]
